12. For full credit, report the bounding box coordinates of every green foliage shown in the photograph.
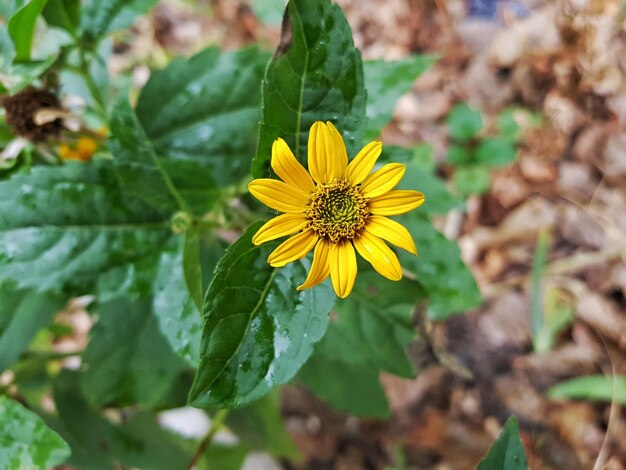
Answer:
[0,0,486,466]
[0,283,64,372]
[0,395,71,470]
[548,375,626,404]
[398,215,481,320]
[227,391,299,458]
[189,223,335,409]
[0,162,171,294]
[8,0,48,62]
[81,296,186,408]
[446,103,536,197]
[42,0,81,34]
[251,0,286,26]
[453,165,491,197]
[253,0,366,176]
[80,0,158,42]
[299,272,424,417]
[363,55,437,139]
[447,102,482,142]
[136,47,270,211]
[381,144,463,215]
[476,416,529,470]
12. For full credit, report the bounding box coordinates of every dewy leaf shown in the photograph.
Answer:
[363,55,437,140]
[299,272,424,418]
[476,416,529,470]
[253,0,366,177]
[189,223,335,409]
[136,47,269,211]
[152,237,204,366]
[8,0,48,62]
[0,282,64,372]
[398,214,482,320]
[0,162,171,294]
[81,295,186,408]
[0,395,71,470]
[80,0,158,41]
[109,95,186,211]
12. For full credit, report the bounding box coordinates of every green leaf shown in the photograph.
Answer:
[0,282,64,372]
[51,370,196,470]
[43,0,80,34]
[476,416,529,470]
[253,0,366,177]
[299,352,389,418]
[0,162,171,294]
[447,102,482,142]
[548,375,626,405]
[80,0,158,41]
[8,0,48,62]
[152,238,204,366]
[530,229,550,354]
[0,395,71,469]
[475,138,517,167]
[109,95,185,211]
[300,272,423,417]
[189,223,335,409]
[323,272,423,377]
[446,144,473,166]
[453,165,491,196]
[81,295,186,408]
[183,228,204,311]
[227,391,299,458]
[251,0,286,26]
[398,214,482,319]
[136,47,270,211]
[380,145,462,215]
[497,107,541,142]
[363,55,436,139]
[200,443,249,470]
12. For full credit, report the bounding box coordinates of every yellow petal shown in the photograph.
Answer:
[297,238,331,290]
[252,214,309,245]
[360,163,406,198]
[268,229,318,267]
[329,241,357,298]
[353,231,402,281]
[368,190,425,216]
[365,216,417,255]
[345,141,382,184]
[308,121,343,184]
[248,178,310,213]
[271,138,315,194]
[326,121,348,177]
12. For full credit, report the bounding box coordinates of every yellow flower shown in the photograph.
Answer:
[59,137,98,161]
[248,121,425,298]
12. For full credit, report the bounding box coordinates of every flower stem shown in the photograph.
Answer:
[185,409,229,470]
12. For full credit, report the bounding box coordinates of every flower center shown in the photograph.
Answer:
[306,178,369,243]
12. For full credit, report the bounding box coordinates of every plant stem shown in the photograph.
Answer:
[185,409,229,470]
[78,51,107,119]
